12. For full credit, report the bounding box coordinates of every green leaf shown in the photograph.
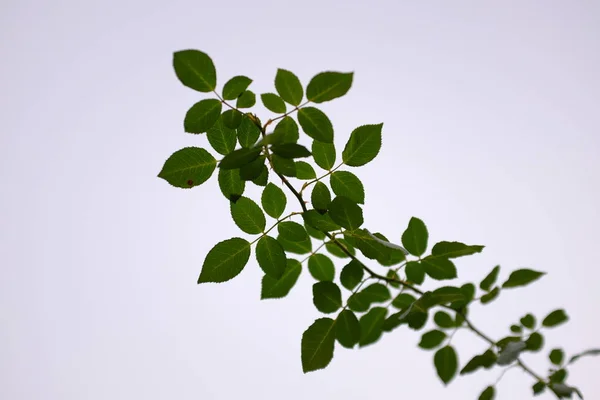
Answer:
[550,348,565,365]
[298,107,334,143]
[348,292,370,312]
[305,222,326,240]
[272,154,297,177]
[434,346,458,385]
[261,259,302,299]
[502,269,545,289]
[480,265,500,291]
[328,196,363,231]
[520,314,536,329]
[386,269,400,288]
[479,386,495,400]
[311,182,331,213]
[184,99,222,133]
[313,281,342,313]
[237,115,261,147]
[308,254,335,281]
[549,369,567,384]
[419,330,446,350]
[239,156,265,181]
[252,165,268,186]
[278,221,308,242]
[325,240,355,258]
[173,49,216,92]
[532,382,546,395]
[303,210,340,232]
[230,196,266,234]
[421,256,457,280]
[301,318,336,373]
[382,311,407,332]
[431,286,466,304]
[295,161,317,179]
[359,283,391,304]
[158,147,217,188]
[460,350,497,374]
[274,116,299,143]
[222,75,252,100]
[330,171,365,204]
[405,261,425,284]
[261,183,286,219]
[391,293,416,310]
[275,68,303,106]
[222,109,243,129]
[236,90,256,108]
[510,324,522,333]
[198,238,251,283]
[480,287,500,304]
[271,143,312,159]
[568,348,600,364]
[219,147,261,169]
[341,123,383,167]
[434,311,455,328]
[359,307,387,347]
[312,141,336,170]
[218,168,245,202]
[206,115,237,155]
[340,260,363,290]
[431,241,485,258]
[525,332,544,352]
[542,309,568,328]
[401,217,428,256]
[256,236,286,279]
[336,310,360,348]
[278,233,312,254]
[261,93,286,113]
[306,71,353,103]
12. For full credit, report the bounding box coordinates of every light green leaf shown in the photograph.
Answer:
[480,265,500,291]
[275,69,303,106]
[158,147,216,188]
[431,241,485,258]
[419,330,446,350]
[261,183,287,219]
[236,90,256,108]
[311,182,331,213]
[336,310,360,348]
[421,256,457,280]
[301,318,336,373]
[401,217,428,256]
[261,259,302,299]
[330,171,365,204]
[306,71,353,103]
[230,196,266,234]
[274,116,299,143]
[359,307,387,347]
[542,309,568,328]
[328,196,363,231]
[173,49,216,92]
[217,168,245,202]
[312,141,336,170]
[222,75,252,100]
[295,161,317,179]
[341,124,383,167]
[312,281,342,313]
[298,107,334,143]
[207,115,237,155]
[222,109,243,129]
[308,254,335,281]
[198,238,251,283]
[434,346,458,384]
[219,147,262,169]
[184,99,222,133]
[271,143,312,159]
[340,260,363,290]
[236,115,261,147]
[261,93,286,113]
[256,236,286,279]
[502,269,545,289]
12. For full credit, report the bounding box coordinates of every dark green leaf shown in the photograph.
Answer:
[480,287,500,304]
[520,314,536,329]
[158,147,217,188]
[222,109,243,129]
[431,241,484,258]
[301,318,336,373]
[431,286,465,304]
[198,238,251,283]
[207,115,237,155]
[480,265,500,291]
[479,386,495,400]
[306,71,353,103]
[312,140,336,170]
[222,75,252,100]
[550,348,565,365]
[340,260,363,290]
[298,107,334,143]
[569,348,600,364]
[272,154,296,177]
[261,93,286,113]
[532,382,546,396]
[278,221,308,242]
[325,239,355,258]
[236,115,261,147]
[184,99,222,133]
[419,330,446,350]
[336,310,360,348]
[502,269,545,289]
[343,229,387,261]
[236,90,256,108]
[271,143,312,159]
[261,183,286,219]
[305,222,326,240]
[311,182,331,212]
[239,156,265,181]
[218,168,245,202]
[525,332,544,352]
[510,324,522,333]
[261,258,301,299]
[386,269,400,288]
[274,116,299,143]
[295,161,317,179]
[328,196,363,231]
[549,369,567,384]
[303,210,340,232]
[382,311,407,332]
[359,307,387,347]
[341,123,383,167]
[313,281,342,313]
[308,254,335,281]
[173,49,216,92]
[359,283,391,304]
[256,236,286,279]
[330,171,365,204]
[275,68,303,106]
[434,311,455,328]
[392,293,416,310]
[497,340,526,365]
[348,292,370,312]
[434,346,458,385]
[278,233,312,254]
[401,217,428,257]
[542,309,568,328]
[219,147,261,169]
[422,256,457,280]
[497,336,522,349]
[252,165,268,186]
[460,350,497,374]
[405,261,425,284]
[230,196,266,234]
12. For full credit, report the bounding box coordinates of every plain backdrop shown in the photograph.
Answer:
[1,1,599,399]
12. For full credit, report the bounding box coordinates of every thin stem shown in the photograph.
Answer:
[300,162,344,195]
[263,100,310,131]
[250,211,302,245]
[213,90,239,112]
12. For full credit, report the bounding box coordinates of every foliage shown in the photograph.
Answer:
[159,49,598,399]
